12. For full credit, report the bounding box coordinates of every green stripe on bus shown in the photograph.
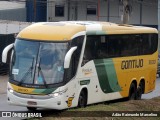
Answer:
[42,88,58,94]
[86,31,106,35]
[96,31,106,35]
[94,59,121,93]
[94,59,113,93]
[103,59,121,92]
[33,88,57,94]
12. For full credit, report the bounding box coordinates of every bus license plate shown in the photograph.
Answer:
[27,101,37,105]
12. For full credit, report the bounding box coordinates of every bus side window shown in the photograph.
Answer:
[82,36,99,66]
[66,36,84,81]
[150,34,158,54]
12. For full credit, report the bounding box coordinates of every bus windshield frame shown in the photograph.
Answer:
[10,39,70,88]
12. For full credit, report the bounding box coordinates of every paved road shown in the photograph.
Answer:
[142,76,160,99]
[0,75,160,119]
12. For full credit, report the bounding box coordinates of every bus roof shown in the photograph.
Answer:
[17,21,158,41]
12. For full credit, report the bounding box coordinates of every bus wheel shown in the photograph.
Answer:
[128,83,136,100]
[158,73,160,77]
[135,86,142,100]
[136,82,144,100]
[78,90,87,108]
[27,107,37,111]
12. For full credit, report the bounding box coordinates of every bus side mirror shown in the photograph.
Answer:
[64,46,77,69]
[2,43,14,63]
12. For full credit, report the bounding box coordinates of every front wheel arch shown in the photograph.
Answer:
[77,88,88,108]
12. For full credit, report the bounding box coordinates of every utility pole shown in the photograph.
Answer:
[68,0,70,21]
[123,0,129,24]
[75,1,78,20]
[97,0,100,21]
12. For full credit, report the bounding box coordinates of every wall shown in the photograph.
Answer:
[47,0,158,27]
[47,0,68,21]
[26,0,47,22]
[0,8,26,22]
[142,2,158,25]
[0,1,26,22]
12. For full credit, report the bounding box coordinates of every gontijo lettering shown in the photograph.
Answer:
[121,59,143,70]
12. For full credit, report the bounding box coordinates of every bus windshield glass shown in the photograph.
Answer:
[11,39,69,85]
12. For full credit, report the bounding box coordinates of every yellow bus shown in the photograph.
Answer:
[2,21,158,110]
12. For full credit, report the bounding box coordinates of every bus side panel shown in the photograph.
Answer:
[77,60,123,105]
[94,59,122,93]
[76,61,105,105]
[113,52,158,96]
[113,56,145,97]
[73,52,157,106]
[145,52,158,93]
[94,58,129,98]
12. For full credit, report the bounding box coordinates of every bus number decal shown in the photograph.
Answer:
[149,60,156,65]
[121,59,143,70]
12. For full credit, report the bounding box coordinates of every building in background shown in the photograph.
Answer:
[0,0,157,28]
[26,0,47,22]
[47,0,158,28]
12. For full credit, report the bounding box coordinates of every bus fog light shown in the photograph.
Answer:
[57,101,61,105]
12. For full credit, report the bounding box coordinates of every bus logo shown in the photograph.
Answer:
[67,97,74,107]
[121,59,143,70]
[82,68,93,75]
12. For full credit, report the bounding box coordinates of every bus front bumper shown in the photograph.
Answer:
[7,90,67,110]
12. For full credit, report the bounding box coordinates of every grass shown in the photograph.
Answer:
[28,97,160,120]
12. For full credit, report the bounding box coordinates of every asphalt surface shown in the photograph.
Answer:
[0,75,160,119]
[142,76,160,99]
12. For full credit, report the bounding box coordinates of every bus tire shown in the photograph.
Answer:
[158,73,160,77]
[128,83,136,100]
[78,90,87,108]
[136,81,144,100]
[27,107,37,111]
[135,86,142,100]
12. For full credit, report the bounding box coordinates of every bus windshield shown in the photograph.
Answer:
[11,39,69,86]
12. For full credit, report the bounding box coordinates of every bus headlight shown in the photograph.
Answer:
[53,93,59,97]
[8,88,14,93]
[49,88,68,98]
[49,92,60,98]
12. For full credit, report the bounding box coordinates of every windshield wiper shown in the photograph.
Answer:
[18,58,34,86]
[38,58,48,88]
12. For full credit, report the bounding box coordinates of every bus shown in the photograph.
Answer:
[2,21,158,110]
